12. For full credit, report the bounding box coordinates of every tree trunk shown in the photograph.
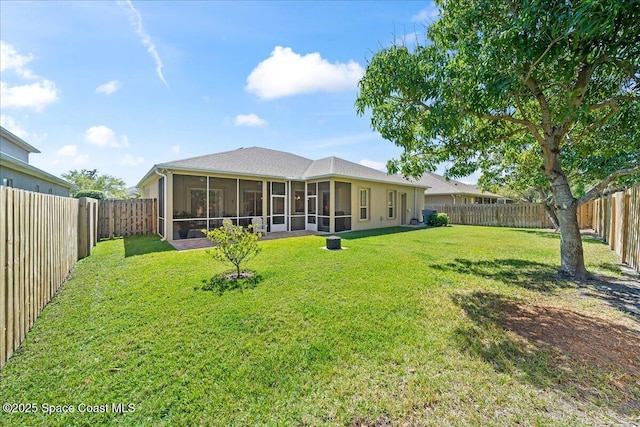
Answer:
[543,144,589,280]
[553,195,588,279]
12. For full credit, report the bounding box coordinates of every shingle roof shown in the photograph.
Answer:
[139,147,426,188]
[417,172,502,197]
[163,147,313,179]
[304,156,421,186]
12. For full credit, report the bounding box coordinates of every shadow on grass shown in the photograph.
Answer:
[513,229,607,246]
[451,291,640,416]
[123,235,175,257]
[582,273,640,318]
[339,226,430,240]
[200,272,263,295]
[430,258,570,292]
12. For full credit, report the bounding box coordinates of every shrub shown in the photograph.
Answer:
[428,212,449,227]
[74,190,105,200]
[203,219,261,278]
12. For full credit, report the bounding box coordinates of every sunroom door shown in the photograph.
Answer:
[270,182,287,232]
[306,182,317,231]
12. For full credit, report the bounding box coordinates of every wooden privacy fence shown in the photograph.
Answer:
[426,202,554,228]
[2,188,157,369]
[1,187,85,369]
[588,185,640,273]
[98,199,157,239]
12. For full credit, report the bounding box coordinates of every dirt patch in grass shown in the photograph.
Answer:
[453,291,640,418]
[502,301,640,416]
[501,303,640,376]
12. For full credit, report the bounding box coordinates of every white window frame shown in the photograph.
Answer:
[387,190,396,219]
[359,188,370,221]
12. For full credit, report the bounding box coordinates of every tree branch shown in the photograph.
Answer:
[494,127,528,142]
[558,62,594,136]
[390,94,431,110]
[589,95,638,110]
[573,104,619,143]
[579,166,640,204]
[460,109,531,127]
[522,76,552,145]
[524,35,564,83]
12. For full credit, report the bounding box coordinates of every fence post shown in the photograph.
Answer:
[0,187,6,369]
[77,198,87,260]
[609,197,616,249]
[621,194,630,264]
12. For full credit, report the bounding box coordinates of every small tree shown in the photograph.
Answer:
[204,220,261,279]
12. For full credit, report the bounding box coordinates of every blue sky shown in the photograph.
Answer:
[1,1,453,188]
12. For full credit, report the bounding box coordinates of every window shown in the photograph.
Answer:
[48,188,53,194]
[2,178,13,187]
[359,188,370,220]
[35,185,40,192]
[387,190,396,218]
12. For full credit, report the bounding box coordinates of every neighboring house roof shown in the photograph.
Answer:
[0,152,74,189]
[138,147,427,189]
[418,172,503,198]
[0,126,41,154]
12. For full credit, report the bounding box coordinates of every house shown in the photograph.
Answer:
[418,172,508,206]
[0,126,73,196]
[137,147,428,240]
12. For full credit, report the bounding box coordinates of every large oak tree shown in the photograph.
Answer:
[356,0,639,279]
[62,169,128,200]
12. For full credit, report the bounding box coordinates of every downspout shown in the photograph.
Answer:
[451,194,456,205]
[154,168,168,241]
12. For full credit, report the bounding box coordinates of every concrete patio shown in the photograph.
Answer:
[169,230,321,251]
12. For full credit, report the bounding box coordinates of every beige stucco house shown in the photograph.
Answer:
[137,147,428,241]
[418,172,508,206]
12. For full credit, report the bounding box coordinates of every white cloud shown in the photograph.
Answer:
[73,154,90,166]
[118,0,169,88]
[359,159,387,172]
[0,41,36,79]
[234,113,268,127]
[411,6,440,23]
[0,115,28,138]
[53,145,88,166]
[0,42,60,111]
[120,154,144,166]
[246,46,364,100]
[171,145,181,153]
[84,125,129,148]
[95,80,122,95]
[395,32,425,46]
[56,144,78,157]
[0,80,59,112]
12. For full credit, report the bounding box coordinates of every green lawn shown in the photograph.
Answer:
[1,226,638,426]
